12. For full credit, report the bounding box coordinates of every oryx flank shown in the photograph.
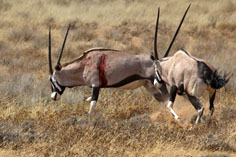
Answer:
[151,17,229,125]
[48,6,190,116]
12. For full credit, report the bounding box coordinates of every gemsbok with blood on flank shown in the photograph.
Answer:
[48,5,190,116]
[151,13,230,125]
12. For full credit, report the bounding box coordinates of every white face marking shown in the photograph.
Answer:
[154,79,162,88]
[155,71,162,82]
[52,77,62,92]
[153,61,163,83]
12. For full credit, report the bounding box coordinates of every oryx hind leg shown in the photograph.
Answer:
[187,95,204,125]
[167,86,180,120]
[88,87,100,116]
[209,89,216,117]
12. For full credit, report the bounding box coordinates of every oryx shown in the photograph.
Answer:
[151,15,229,125]
[48,6,190,116]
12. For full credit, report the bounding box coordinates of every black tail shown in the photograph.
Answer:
[210,70,230,89]
[197,61,229,89]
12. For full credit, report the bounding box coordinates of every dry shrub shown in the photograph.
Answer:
[123,44,143,54]
[69,20,97,42]
[0,0,11,12]
[204,154,229,157]
[8,27,35,43]
[70,19,98,30]
[53,0,73,6]
[109,105,151,120]
[92,38,112,48]
[70,29,95,42]
[217,23,236,32]
[44,17,57,28]
[199,134,235,152]
[220,0,236,13]
[104,25,131,44]
[32,34,48,49]
[105,20,153,47]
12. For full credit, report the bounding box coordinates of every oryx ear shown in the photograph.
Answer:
[150,53,155,61]
[55,64,62,71]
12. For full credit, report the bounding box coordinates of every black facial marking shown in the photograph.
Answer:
[50,77,66,95]
[154,70,164,84]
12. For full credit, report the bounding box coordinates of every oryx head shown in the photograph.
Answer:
[48,24,71,101]
[150,5,191,87]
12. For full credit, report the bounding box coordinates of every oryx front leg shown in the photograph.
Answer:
[88,87,100,116]
[167,86,180,120]
[187,95,204,125]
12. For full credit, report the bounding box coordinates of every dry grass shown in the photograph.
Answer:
[0,0,236,156]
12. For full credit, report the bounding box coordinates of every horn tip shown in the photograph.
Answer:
[188,4,191,9]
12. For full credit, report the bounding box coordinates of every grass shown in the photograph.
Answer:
[0,0,235,156]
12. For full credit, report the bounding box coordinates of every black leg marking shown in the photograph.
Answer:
[177,84,184,95]
[209,90,216,116]
[92,87,100,101]
[187,95,203,111]
[169,86,178,102]
[187,94,204,124]
[88,87,100,116]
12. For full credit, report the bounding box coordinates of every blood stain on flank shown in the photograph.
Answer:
[98,54,107,86]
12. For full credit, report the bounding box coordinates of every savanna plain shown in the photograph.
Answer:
[0,0,236,156]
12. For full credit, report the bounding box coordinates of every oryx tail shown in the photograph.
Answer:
[197,61,229,89]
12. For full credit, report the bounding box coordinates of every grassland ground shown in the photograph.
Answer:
[0,0,236,156]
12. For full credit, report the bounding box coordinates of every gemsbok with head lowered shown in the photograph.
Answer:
[48,6,190,116]
[151,21,229,125]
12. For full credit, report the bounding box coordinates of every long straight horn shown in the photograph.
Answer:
[48,27,53,74]
[56,23,71,67]
[163,4,191,58]
[154,8,160,60]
